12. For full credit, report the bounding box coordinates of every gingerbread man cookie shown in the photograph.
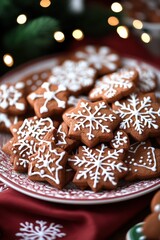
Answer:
[89,68,137,103]
[112,92,160,141]
[63,99,120,148]
[68,143,127,192]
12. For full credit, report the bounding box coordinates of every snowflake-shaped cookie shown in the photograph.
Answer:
[74,45,121,75]
[0,82,27,115]
[27,82,68,118]
[68,144,127,192]
[28,144,68,189]
[48,60,96,95]
[123,60,157,92]
[63,99,120,148]
[16,220,66,240]
[56,122,79,152]
[0,113,19,133]
[89,68,137,102]
[112,93,160,141]
[124,141,160,181]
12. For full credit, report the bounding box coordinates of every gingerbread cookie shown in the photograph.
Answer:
[110,130,130,150]
[63,99,120,148]
[151,191,160,213]
[0,113,19,133]
[124,141,160,181]
[0,82,27,115]
[56,122,79,152]
[67,95,89,108]
[73,45,121,75]
[27,82,69,118]
[68,143,127,192]
[48,60,96,95]
[28,143,68,189]
[89,68,137,103]
[123,60,157,93]
[112,92,160,141]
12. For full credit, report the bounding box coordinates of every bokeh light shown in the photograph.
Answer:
[53,31,65,42]
[111,2,123,13]
[17,14,27,24]
[72,29,84,40]
[132,19,143,29]
[3,54,14,67]
[108,16,119,26]
[117,26,129,38]
[141,33,151,43]
[40,0,51,8]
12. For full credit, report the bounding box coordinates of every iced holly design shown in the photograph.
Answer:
[12,117,54,141]
[28,82,67,115]
[68,144,127,191]
[15,220,66,240]
[125,141,160,181]
[28,144,67,188]
[48,60,96,94]
[110,130,129,150]
[0,82,26,112]
[64,100,119,147]
[89,69,136,102]
[75,45,120,72]
[113,93,160,140]
[123,60,157,92]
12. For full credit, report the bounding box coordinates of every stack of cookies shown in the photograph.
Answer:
[1,45,160,192]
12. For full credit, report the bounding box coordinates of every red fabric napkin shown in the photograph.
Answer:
[0,185,155,240]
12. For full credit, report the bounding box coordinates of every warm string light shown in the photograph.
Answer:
[40,0,51,8]
[141,33,151,43]
[132,19,143,29]
[72,29,84,40]
[107,16,119,26]
[3,54,14,67]
[117,26,129,39]
[17,14,27,24]
[53,31,65,42]
[111,2,123,13]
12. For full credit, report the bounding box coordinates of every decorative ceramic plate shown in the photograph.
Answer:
[0,56,160,205]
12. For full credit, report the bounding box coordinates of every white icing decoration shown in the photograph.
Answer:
[0,113,18,128]
[28,145,66,185]
[127,142,157,172]
[15,220,66,239]
[90,69,135,100]
[66,101,117,140]
[28,82,66,113]
[16,117,54,141]
[69,144,127,188]
[114,93,160,135]
[136,227,143,233]
[49,60,96,92]
[56,125,67,146]
[111,131,128,149]
[75,45,119,71]
[0,84,25,111]
[67,95,88,107]
[154,204,160,212]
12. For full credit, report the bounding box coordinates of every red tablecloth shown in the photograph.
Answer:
[0,34,160,240]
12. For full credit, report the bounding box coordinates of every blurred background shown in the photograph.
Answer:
[0,0,160,76]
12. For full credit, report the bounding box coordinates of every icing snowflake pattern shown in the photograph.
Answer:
[0,113,18,128]
[56,125,67,146]
[0,82,25,111]
[89,69,135,101]
[15,220,66,240]
[75,45,119,71]
[28,82,67,114]
[66,101,117,140]
[69,144,127,190]
[114,93,160,135]
[48,60,96,93]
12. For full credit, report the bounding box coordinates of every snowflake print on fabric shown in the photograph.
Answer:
[48,60,96,95]
[15,220,66,240]
[68,144,127,192]
[28,144,67,189]
[89,68,137,103]
[63,99,120,148]
[0,82,27,115]
[27,82,68,118]
[110,130,129,150]
[74,45,121,75]
[112,93,160,141]
[124,141,160,181]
